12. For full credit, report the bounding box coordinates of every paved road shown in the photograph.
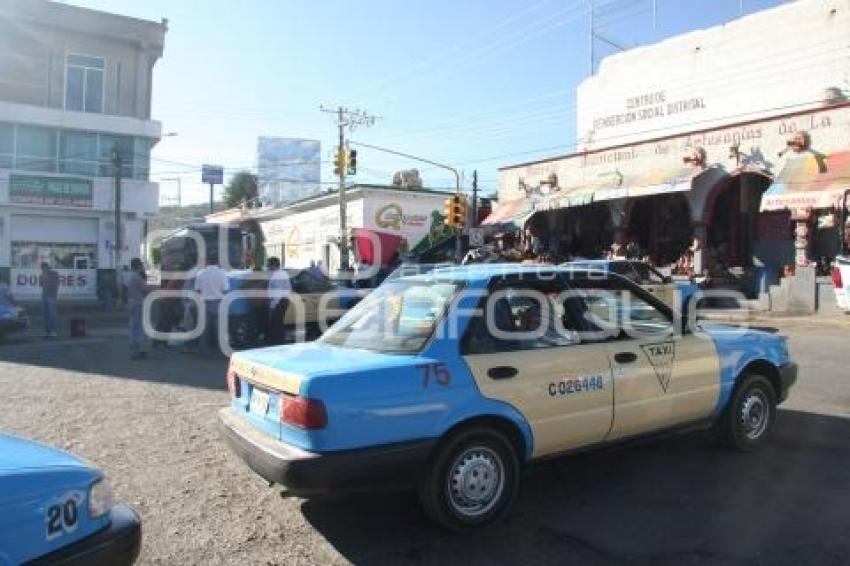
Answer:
[0,317,848,565]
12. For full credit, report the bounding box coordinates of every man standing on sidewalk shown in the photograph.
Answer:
[265,257,290,345]
[127,258,149,360]
[40,262,59,339]
[192,256,229,355]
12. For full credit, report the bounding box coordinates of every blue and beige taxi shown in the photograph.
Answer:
[219,263,797,530]
[0,433,141,565]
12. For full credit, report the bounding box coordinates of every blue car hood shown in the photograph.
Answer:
[234,341,427,378]
[0,434,87,473]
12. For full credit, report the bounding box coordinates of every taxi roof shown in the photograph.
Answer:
[409,262,598,283]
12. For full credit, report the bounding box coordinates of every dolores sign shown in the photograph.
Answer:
[9,175,92,207]
[11,269,97,298]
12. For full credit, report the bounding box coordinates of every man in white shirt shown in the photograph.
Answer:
[266,257,291,345]
[191,256,229,355]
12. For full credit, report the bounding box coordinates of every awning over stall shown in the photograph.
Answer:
[481,196,539,227]
[537,165,707,212]
[761,150,850,214]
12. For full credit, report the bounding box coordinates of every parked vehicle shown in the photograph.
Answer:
[563,259,700,311]
[177,268,344,348]
[0,300,28,339]
[833,256,850,313]
[219,263,796,531]
[0,433,141,565]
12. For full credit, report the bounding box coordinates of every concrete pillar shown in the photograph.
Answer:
[691,222,707,275]
[794,219,811,267]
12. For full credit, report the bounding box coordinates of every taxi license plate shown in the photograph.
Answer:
[249,389,270,416]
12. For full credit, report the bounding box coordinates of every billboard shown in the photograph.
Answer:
[256,137,321,205]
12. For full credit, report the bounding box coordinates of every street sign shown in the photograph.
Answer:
[202,164,224,185]
[468,227,484,247]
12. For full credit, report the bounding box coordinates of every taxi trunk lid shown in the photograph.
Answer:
[228,342,429,451]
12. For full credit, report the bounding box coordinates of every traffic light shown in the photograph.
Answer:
[333,148,348,177]
[452,195,468,228]
[347,149,357,175]
[444,196,456,227]
[443,195,468,228]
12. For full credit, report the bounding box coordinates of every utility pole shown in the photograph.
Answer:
[471,170,478,228]
[320,106,378,273]
[112,146,122,272]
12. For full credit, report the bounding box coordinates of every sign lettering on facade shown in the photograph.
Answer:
[593,90,708,131]
[11,269,97,298]
[499,105,848,206]
[9,175,93,207]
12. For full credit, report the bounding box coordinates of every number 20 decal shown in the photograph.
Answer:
[418,363,451,388]
[46,491,82,540]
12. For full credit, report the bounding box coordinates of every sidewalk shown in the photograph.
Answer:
[699,308,850,328]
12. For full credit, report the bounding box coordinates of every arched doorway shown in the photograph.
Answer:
[703,172,772,269]
[626,192,693,265]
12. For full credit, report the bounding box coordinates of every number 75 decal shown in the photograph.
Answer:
[417,363,451,388]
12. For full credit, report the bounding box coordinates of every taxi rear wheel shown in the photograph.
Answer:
[418,427,519,531]
[720,373,777,451]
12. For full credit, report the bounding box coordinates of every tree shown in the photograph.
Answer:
[151,245,162,266]
[224,171,258,208]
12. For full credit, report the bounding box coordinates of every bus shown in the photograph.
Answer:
[160,223,244,274]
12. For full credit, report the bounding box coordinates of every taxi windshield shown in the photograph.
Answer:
[320,278,462,353]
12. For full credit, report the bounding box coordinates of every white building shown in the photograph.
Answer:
[207,184,457,271]
[493,0,849,297]
[0,0,166,300]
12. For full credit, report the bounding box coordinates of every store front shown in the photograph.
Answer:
[495,103,850,285]
[9,214,98,298]
[703,172,773,270]
[527,202,614,260]
[625,192,693,266]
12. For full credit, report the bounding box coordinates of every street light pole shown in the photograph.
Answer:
[348,140,464,261]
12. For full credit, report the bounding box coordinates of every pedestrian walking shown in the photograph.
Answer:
[191,257,229,355]
[265,257,290,345]
[127,258,149,360]
[40,262,59,339]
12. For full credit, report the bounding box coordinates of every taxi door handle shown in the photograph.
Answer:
[614,352,638,364]
[487,366,518,380]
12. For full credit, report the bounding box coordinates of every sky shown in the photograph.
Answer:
[65,0,788,204]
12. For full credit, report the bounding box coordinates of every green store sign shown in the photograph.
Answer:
[9,175,93,207]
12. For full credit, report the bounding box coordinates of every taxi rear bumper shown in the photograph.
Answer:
[218,407,436,496]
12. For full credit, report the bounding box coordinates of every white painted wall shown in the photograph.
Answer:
[576,0,850,151]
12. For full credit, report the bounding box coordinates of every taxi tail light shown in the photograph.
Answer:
[833,266,843,289]
[281,395,327,429]
[226,369,241,399]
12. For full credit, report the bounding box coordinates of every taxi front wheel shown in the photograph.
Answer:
[720,373,777,451]
[418,427,520,531]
